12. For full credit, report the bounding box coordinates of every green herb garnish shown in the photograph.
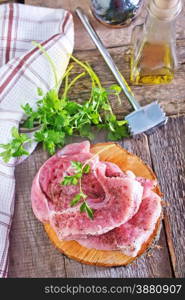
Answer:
[0,45,129,162]
[61,160,93,219]
[0,128,31,163]
[61,144,114,219]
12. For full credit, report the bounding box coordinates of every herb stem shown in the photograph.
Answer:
[117,94,122,105]
[60,64,74,85]
[70,55,102,89]
[79,177,83,194]
[32,41,59,88]
[64,72,86,97]
[61,144,115,219]
[86,62,102,89]
[63,72,69,100]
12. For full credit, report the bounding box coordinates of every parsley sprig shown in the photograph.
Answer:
[61,161,93,219]
[61,144,114,219]
[0,45,129,163]
[0,128,31,163]
[20,56,128,153]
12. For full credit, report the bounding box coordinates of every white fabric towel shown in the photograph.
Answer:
[0,3,74,277]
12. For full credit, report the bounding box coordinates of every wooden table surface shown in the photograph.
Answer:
[4,0,185,278]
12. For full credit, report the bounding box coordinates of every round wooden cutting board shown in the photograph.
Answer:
[44,142,162,267]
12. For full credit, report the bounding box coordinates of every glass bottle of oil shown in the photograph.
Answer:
[130,0,182,85]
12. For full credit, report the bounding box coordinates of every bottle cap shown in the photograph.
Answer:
[149,0,182,21]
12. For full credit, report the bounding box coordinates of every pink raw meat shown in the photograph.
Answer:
[31,141,161,256]
[75,191,161,257]
[50,163,143,239]
[31,141,96,222]
[31,141,143,239]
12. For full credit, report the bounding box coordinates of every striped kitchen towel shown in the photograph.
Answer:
[0,2,74,277]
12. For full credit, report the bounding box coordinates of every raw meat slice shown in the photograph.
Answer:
[50,163,143,239]
[137,177,157,198]
[39,141,162,266]
[31,141,144,239]
[31,141,97,222]
[75,191,162,257]
[57,140,90,156]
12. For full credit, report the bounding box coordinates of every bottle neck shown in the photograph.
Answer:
[149,0,182,21]
[144,8,176,43]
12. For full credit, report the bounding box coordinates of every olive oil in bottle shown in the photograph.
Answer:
[130,0,182,85]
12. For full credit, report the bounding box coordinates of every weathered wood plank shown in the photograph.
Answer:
[5,0,185,279]
[8,133,172,278]
[148,115,185,278]
[3,1,185,117]
[59,40,185,120]
[25,0,185,51]
[25,0,146,51]
[0,0,18,3]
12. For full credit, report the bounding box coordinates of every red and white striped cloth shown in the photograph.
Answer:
[0,3,74,277]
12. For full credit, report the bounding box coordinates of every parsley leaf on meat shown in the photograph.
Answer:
[61,144,115,219]
[61,160,93,219]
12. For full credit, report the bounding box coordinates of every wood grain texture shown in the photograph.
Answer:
[6,0,185,278]
[58,40,185,120]
[148,116,185,278]
[25,0,146,50]
[8,134,172,278]
[17,0,185,117]
[0,0,18,3]
[24,0,185,51]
